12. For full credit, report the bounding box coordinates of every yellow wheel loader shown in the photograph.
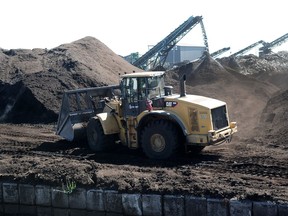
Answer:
[56,71,237,159]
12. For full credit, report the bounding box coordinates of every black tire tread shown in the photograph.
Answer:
[86,118,114,152]
[141,120,178,159]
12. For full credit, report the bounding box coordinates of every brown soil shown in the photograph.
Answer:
[0,37,140,123]
[0,37,287,203]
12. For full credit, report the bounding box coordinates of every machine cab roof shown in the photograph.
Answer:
[120,71,165,78]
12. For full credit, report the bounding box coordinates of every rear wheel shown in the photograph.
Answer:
[86,118,114,152]
[142,120,178,159]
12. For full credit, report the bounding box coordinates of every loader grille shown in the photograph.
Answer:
[211,105,228,130]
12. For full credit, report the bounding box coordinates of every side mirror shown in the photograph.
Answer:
[164,86,173,96]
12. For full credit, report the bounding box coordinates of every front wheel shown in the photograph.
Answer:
[142,120,179,159]
[86,118,114,152]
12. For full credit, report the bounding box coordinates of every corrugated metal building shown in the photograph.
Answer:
[166,45,206,64]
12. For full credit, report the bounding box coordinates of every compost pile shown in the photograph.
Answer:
[0,36,139,123]
[0,37,287,203]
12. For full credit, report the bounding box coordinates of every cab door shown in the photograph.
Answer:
[121,77,148,116]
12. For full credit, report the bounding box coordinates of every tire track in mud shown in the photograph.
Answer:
[199,156,288,179]
[0,124,59,146]
[0,139,84,161]
[0,123,287,202]
[0,124,66,160]
[228,163,288,178]
[1,133,287,180]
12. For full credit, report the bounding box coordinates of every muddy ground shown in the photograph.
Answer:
[0,123,287,203]
[0,37,287,203]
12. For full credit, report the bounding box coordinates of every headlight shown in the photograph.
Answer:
[208,130,216,137]
[230,122,237,128]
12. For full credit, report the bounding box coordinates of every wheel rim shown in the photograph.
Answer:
[150,134,165,152]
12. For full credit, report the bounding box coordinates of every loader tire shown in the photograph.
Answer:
[86,118,113,152]
[142,120,178,159]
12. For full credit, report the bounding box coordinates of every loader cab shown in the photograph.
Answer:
[120,71,165,116]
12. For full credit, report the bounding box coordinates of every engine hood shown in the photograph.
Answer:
[165,94,226,109]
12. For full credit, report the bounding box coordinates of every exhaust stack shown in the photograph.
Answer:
[180,74,186,97]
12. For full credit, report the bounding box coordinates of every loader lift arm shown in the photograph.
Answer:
[133,16,209,70]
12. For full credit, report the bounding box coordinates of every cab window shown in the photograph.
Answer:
[122,77,137,101]
[147,76,165,99]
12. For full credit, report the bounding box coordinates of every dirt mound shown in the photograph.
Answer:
[0,36,140,123]
[0,80,57,123]
[224,52,288,90]
[188,54,235,85]
[260,89,288,146]
[217,56,242,72]
[220,52,288,143]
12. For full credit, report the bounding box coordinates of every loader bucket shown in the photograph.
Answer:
[56,85,120,141]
